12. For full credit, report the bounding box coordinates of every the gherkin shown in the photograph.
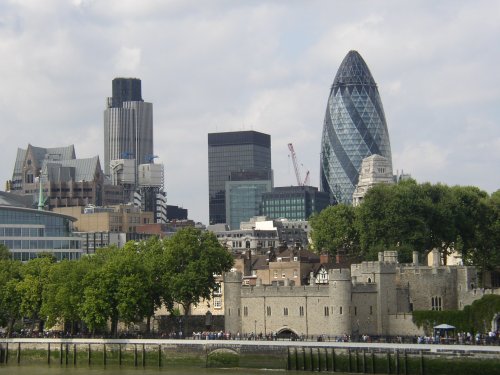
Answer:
[320,50,393,204]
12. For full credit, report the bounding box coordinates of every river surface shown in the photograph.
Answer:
[0,367,316,375]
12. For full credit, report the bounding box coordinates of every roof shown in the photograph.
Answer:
[333,50,377,88]
[0,191,34,208]
[41,156,101,182]
[12,144,76,177]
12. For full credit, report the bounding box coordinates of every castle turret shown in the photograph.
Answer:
[329,268,352,335]
[223,271,242,335]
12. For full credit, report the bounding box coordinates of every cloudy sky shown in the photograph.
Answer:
[1,0,499,223]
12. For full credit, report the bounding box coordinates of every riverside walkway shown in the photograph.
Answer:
[1,337,500,354]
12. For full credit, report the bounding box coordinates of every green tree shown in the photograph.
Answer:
[16,255,55,330]
[131,237,166,333]
[356,179,431,260]
[0,257,22,336]
[421,183,457,264]
[163,228,233,316]
[0,244,11,260]
[41,258,89,333]
[309,204,359,258]
[462,190,500,284]
[80,246,150,337]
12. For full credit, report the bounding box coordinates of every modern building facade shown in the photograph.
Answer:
[320,51,393,205]
[0,192,82,261]
[261,186,330,221]
[208,131,272,225]
[103,78,153,177]
[225,170,273,230]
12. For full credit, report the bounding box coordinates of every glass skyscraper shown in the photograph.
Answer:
[320,50,392,204]
[208,131,272,225]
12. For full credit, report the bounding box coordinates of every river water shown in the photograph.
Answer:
[0,366,307,375]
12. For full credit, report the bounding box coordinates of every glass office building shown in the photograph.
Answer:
[225,170,273,230]
[261,186,330,221]
[320,50,392,204]
[208,131,272,225]
[0,194,82,261]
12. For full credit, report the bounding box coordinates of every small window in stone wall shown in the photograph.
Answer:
[267,306,272,316]
[324,306,329,316]
[284,307,288,316]
[299,306,304,316]
[244,306,248,316]
[238,308,240,316]
[370,305,373,315]
[354,306,357,316]
[431,296,442,311]
[339,306,343,315]
[213,297,222,309]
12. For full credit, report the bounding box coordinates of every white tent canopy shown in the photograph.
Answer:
[434,324,456,330]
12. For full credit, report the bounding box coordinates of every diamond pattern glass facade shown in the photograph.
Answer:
[320,50,392,204]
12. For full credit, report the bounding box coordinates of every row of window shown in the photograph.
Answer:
[0,227,44,237]
[11,251,81,261]
[0,239,81,250]
[240,305,374,317]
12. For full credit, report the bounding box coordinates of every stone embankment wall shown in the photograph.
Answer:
[0,338,499,374]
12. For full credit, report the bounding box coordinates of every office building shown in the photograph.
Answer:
[225,169,273,230]
[261,186,330,221]
[208,131,272,225]
[103,77,153,177]
[0,192,82,261]
[320,51,393,204]
[7,144,122,208]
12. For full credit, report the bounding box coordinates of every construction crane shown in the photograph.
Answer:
[288,143,310,186]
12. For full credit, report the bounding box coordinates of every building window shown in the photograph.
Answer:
[299,306,304,316]
[324,306,329,316]
[354,306,357,316]
[293,269,298,278]
[282,272,286,278]
[213,283,222,296]
[431,296,442,311]
[273,270,278,279]
[369,305,373,315]
[339,306,343,315]
[266,306,272,316]
[244,306,248,316]
[213,297,222,309]
[284,307,288,316]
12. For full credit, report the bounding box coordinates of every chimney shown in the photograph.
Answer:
[320,253,330,264]
[412,251,419,266]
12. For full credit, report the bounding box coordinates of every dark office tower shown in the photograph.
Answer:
[103,77,153,176]
[320,50,392,204]
[208,131,272,225]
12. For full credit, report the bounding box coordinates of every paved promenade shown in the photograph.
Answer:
[1,338,500,354]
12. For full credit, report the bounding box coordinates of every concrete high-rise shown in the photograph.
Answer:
[103,78,153,176]
[320,51,392,204]
[208,131,272,225]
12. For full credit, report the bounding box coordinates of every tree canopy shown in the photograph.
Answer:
[0,227,233,337]
[310,181,500,271]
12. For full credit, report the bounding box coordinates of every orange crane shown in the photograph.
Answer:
[288,143,310,186]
